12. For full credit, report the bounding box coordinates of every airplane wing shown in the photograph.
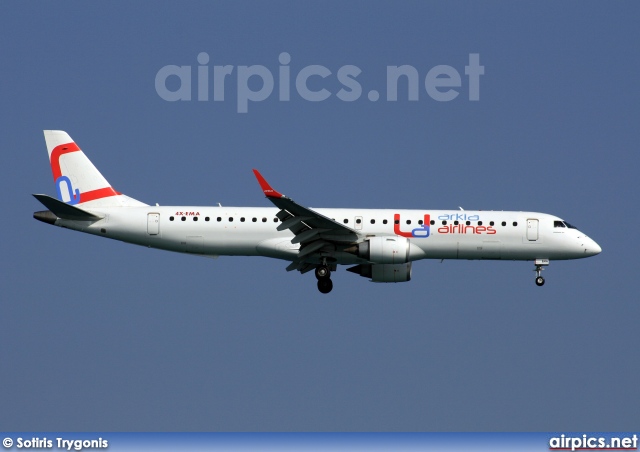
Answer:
[253,169,361,272]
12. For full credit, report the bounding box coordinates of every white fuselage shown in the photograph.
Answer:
[53,206,601,263]
[35,131,602,291]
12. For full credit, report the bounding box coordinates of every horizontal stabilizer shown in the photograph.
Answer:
[33,194,103,221]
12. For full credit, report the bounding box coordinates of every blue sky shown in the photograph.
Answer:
[1,1,638,431]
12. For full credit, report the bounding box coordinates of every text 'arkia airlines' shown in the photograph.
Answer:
[33,131,602,293]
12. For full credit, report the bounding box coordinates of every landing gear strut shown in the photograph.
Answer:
[315,263,333,294]
[534,259,549,287]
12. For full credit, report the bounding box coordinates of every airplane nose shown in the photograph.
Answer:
[585,239,602,256]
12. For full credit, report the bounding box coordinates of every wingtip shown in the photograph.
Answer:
[253,169,284,198]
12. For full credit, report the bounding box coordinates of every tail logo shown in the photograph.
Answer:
[48,141,120,204]
[50,142,82,204]
[55,176,80,205]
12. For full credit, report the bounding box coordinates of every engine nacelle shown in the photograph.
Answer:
[348,236,425,264]
[347,263,412,283]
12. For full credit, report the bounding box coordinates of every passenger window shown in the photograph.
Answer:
[262,218,267,222]
[442,220,447,225]
[193,217,198,221]
[430,220,435,225]
[478,221,482,226]
[274,218,278,222]
[501,221,506,226]
[465,221,470,226]
[344,219,349,224]
[252,218,257,222]
[370,219,376,224]
[513,221,518,226]
[356,218,362,224]
[170,216,174,221]
[217,217,222,222]
[229,217,233,222]
[406,220,411,225]
[394,219,399,225]
[205,217,210,222]
[383,219,388,224]
[418,220,423,225]
[240,217,245,222]
[181,217,186,221]
[489,221,494,226]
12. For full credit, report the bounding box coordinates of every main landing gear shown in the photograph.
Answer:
[315,264,333,294]
[534,259,549,286]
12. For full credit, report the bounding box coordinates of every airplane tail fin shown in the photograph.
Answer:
[44,130,147,207]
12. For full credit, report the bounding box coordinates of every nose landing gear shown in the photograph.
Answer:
[534,259,549,286]
[315,263,333,294]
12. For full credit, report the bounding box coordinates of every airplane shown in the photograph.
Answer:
[33,130,602,294]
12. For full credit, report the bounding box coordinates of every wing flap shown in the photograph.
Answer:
[277,216,313,232]
[290,228,331,244]
[298,240,330,258]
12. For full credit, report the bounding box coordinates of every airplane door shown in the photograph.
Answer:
[527,219,539,241]
[147,213,160,235]
[355,216,363,230]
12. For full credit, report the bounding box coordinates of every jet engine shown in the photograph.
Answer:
[346,236,425,264]
[347,263,412,283]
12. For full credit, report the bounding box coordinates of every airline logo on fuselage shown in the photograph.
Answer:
[394,213,497,238]
[394,214,431,238]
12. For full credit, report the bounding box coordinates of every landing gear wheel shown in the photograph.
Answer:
[317,278,333,294]
[533,260,549,287]
[315,265,331,280]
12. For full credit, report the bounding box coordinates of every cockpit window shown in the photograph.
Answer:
[555,220,578,229]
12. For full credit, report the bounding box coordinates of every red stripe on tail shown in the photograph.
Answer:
[50,142,81,180]
[79,187,121,203]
